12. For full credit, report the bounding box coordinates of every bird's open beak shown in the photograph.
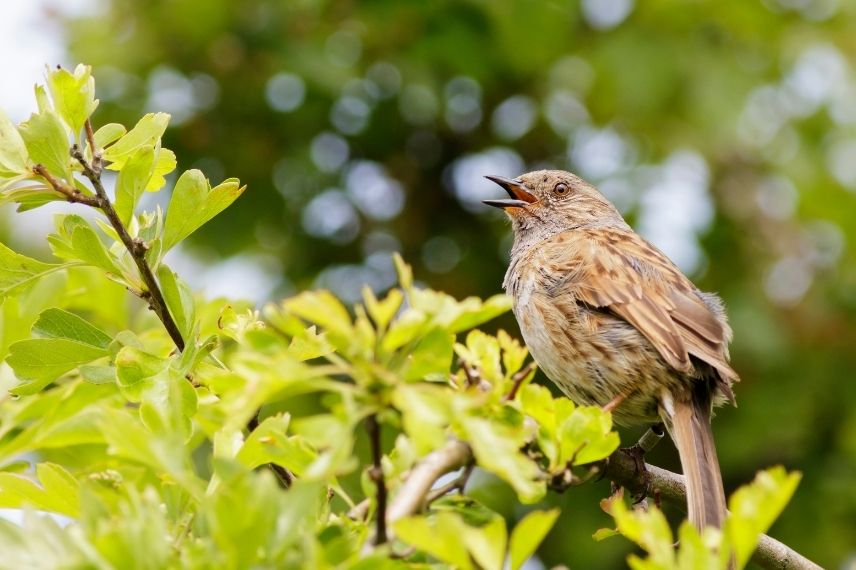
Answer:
[482,175,538,209]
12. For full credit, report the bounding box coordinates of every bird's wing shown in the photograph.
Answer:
[538,228,738,383]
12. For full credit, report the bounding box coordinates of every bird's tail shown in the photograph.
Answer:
[667,390,727,530]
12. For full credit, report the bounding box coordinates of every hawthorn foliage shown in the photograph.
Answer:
[0,65,798,570]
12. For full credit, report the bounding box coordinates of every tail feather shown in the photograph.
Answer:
[668,392,727,530]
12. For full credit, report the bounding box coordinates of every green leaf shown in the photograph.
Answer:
[0,463,80,517]
[48,215,123,277]
[447,294,513,333]
[237,414,317,476]
[0,109,28,176]
[0,243,68,301]
[114,145,155,224]
[19,110,70,179]
[380,308,427,352]
[138,366,198,440]
[162,170,245,251]
[147,147,176,191]
[46,64,98,134]
[93,122,126,148]
[460,416,545,503]
[7,338,108,394]
[114,346,170,400]
[725,467,801,568]
[392,253,413,291]
[393,384,451,455]
[393,512,474,570]
[281,290,354,341]
[32,308,111,348]
[79,364,116,384]
[102,112,170,169]
[509,509,560,570]
[362,286,403,330]
[401,327,454,381]
[461,515,507,570]
[557,406,620,466]
[607,497,676,568]
[157,264,196,340]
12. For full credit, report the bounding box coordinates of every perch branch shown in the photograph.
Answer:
[385,439,471,530]
[383,438,820,570]
[601,451,822,570]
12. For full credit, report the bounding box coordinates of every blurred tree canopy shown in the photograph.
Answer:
[17,0,855,566]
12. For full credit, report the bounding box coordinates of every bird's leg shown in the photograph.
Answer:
[602,391,628,413]
[621,423,665,504]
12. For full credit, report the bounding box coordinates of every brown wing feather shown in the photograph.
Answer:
[542,229,738,383]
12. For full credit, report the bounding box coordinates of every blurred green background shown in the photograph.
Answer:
[4,0,856,567]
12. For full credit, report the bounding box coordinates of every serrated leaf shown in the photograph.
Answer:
[0,109,28,175]
[114,145,155,224]
[162,170,245,251]
[19,110,70,179]
[147,147,176,191]
[509,509,560,570]
[102,112,170,169]
[32,307,111,348]
[0,463,80,517]
[0,243,68,301]
[46,64,98,134]
[7,338,108,394]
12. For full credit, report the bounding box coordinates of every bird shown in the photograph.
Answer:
[484,170,738,531]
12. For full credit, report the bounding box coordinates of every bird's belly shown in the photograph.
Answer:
[514,294,673,426]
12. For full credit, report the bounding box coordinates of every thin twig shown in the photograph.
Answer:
[366,414,388,545]
[68,124,185,351]
[32,164,101,207]
[503,361,535,402]
[425,462,474,504]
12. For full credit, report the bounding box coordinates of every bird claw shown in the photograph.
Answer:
[620,443,652,504]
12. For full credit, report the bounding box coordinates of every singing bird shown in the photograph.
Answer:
[484,170,738,530]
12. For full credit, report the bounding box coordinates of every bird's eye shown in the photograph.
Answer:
[554,182,569,196]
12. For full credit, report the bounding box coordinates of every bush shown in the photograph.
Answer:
[0,65,800,570]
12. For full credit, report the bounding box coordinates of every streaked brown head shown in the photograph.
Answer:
[483,170,628,239]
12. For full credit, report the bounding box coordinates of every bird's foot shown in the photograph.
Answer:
[618,425,664,505]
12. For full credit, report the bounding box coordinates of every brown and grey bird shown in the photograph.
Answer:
[484,170,738,530]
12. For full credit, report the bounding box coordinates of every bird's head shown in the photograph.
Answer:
[483,169,627,239]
